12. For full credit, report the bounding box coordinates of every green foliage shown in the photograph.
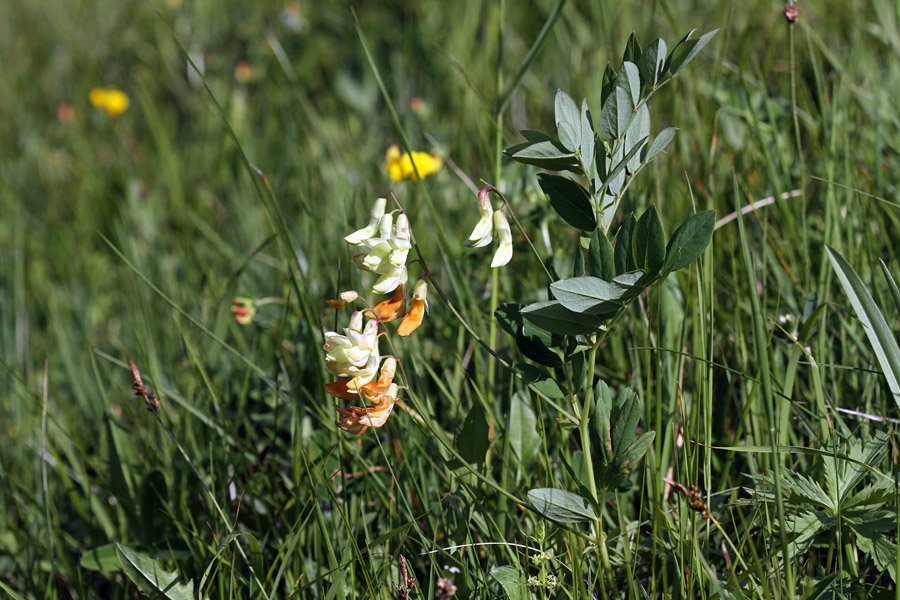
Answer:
[4,0,900,597]
[747,430,897,581]
[115,544,195,600]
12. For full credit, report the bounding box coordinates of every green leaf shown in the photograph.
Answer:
[662,210,715,274]
[611,389,642,458]
[115,544,195,600]
[846,516,898,581]
[458,402,490,466]
[827,246,900,411]
[550,276,637,314]
[573,238,585,277]
[600,64,617,106]
[538,173,596,231]
[611,431,655,479]
[496,303,561,366]
[617,61,641,108]
[580,99,595,178]
[83,545,190,573]
[599,87,632,140]
[589,229,615,280]
[632,205,666,277]
[638,38,667,88]
[81,544,121,572]
[592,380,614,465]
[614,213,637,274]
[246,533,264,584]
[555,89,581,152]
[644,127,678,162]
[667,28,720,75]
[623,32,642,65]
[490,565,529,600]
[625,105,650,173]
[508,391,541,472]
[521,301,604,336]
[517,363,566,399]
[527,488,597,523]
[505,131,578,171]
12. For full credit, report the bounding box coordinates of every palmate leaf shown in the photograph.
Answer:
[845,510,898,581]
[822,428,889,507]
[783,511,833,560]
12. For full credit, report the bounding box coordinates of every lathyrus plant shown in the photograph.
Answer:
[486,28,719,587]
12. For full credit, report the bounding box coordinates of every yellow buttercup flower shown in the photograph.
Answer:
[384,144,442,182]
[90,87,130,118]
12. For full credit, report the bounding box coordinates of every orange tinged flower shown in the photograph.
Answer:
[397,279,427,337]
[324,379,361,401]
[325,290,359,309]
[360,357,397,399]
[365,284,406,322]
[334,390,397,434]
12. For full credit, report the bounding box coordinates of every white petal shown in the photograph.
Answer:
[491,241,513,268]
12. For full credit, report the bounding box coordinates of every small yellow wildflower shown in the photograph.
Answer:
[384,145,442,182]
[89,87,130,118]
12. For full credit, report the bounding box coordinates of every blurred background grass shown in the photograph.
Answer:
[3,0,900,597]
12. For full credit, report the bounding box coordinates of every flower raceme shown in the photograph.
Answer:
[323,311,380,384]
[345,199,412,295]
[462,187,513,268]
[384,144,443,182]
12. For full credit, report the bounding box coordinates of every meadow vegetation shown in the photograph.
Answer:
[2,0,900,598]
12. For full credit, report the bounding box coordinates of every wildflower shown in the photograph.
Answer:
[398,279,427,337]
[325,357,397,402]
[384,144,443,182]
[463,187,493,248]
[234,61,258,83]
[360,357,397,398]
[332,359,400,434]
[325,290,359,309]
[366,284,406,322]
[89,87,129,118]
[436,578,458,599]
[490,210,513,268]
[410,97,425,113]
[345,198,387,245]
[57,103,75,123]
[351,210,411,295]
[232,297,257,325]
[323,311,380,381]
[333,389,397,434]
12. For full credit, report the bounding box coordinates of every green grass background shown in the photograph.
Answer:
[2,0,900,597]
